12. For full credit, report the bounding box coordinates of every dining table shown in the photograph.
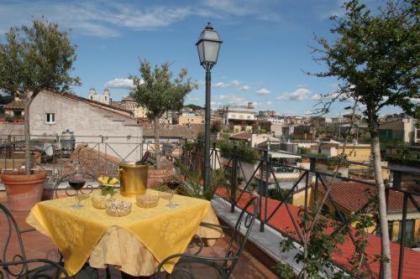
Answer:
[25,190,223,277]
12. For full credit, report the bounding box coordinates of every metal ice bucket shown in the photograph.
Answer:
[119,163,148,197]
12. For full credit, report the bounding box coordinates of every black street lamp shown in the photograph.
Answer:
[196,22,222,192]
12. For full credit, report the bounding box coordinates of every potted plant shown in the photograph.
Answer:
[0,20,80,211]
[130,61,196,187]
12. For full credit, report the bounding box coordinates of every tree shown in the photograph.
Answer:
[314,1,419,277]
[0,20,80,174]
[184,103,203,111]
[130,61,196,168]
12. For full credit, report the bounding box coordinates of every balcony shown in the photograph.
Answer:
[1,134,420,278]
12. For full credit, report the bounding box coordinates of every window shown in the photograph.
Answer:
[398,219,415,245]
[46,113,55,124]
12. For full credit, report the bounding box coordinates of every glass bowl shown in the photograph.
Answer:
[91,193,112,209]
[105,199,132,217]
[136,193,160,208]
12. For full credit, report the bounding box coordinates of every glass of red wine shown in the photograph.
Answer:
[68,174,86,209]
[166,180,180,208]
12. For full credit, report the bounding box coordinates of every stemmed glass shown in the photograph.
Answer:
[166,180,180,208]
[68,172,86,209]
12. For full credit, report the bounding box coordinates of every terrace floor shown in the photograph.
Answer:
[0,203,277,279]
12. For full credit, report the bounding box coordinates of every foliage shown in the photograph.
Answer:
[274,261,295,279]
[210,119,222,134]
[268,188,292,203]
[314,0,419,120]
[130,61,196,168]
[100,185,117,196]
[171,159,228,201]
[0,92,13,115]
[217,139,259,164]
[0,20,80,97]
[184,103,203,111]
[130,61,196,121]
[0,19,79,173]
[298,147,311,155]
[313,1,419,275]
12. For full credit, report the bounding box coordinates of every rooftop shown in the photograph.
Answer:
[317,182,420,214]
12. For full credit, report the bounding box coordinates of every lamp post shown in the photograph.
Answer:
[196,22,222,193]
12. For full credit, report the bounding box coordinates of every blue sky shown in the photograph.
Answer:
[0,0,392,116]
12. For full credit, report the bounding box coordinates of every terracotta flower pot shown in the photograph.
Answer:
[1,170,47,211]
[147,167,175,188]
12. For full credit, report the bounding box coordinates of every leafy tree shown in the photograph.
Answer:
[0,91,13,115]
[0,20,80,174]
[184,103,203,111]
[130,61,196,168]
[313,0,419,277]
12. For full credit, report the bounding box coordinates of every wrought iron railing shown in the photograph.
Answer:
[0,134,147,172]
[182,144,420,279]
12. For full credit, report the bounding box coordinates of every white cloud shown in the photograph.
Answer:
[203,0,281,21]
[105,78,135,89]
[277,87,311,101]
[0,1,282,38]
[0,2,192,37]
[311,94,322,100]
[409,98,420,104]
[256,88,270,96]
[215,93,248,105]
[214,80,250,91]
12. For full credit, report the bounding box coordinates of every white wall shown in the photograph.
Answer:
[30,91,143,162]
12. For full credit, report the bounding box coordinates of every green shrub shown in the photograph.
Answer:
[217,140,259,164]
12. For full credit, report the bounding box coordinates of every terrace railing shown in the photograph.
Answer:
[183,145,420,279]
[0,134,150,179]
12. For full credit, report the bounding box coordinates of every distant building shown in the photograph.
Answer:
[178,108,204,125]
[119,96,147,119]
[230,132,279,148]
[4,97,24,118]
[30,90,143,161]
[87,88,112,105]
[379,114,416,144]
[222,102,257,133]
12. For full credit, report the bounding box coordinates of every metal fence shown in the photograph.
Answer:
[182,145,420,279]
[0,134,147,176]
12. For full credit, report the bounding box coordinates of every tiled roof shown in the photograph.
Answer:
[4,100,24,110]
[318,182,420,214]
[215,188,420,279]
[57,92,133,116]
[143,124,203,140]
[230,132,252,141]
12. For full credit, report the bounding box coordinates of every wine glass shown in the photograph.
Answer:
[68,175,86,209]
[166,180,180,208]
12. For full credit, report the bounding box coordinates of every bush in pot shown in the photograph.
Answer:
[0,20,80,210]
[129,61,196,187]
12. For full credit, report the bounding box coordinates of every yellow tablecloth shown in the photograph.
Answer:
[26,190,222,276]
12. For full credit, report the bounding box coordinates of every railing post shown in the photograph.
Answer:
[392,170,402,189]
[310,157,318,210]
[212,142,217,170]
[230,145,238,213]
[398,192,408,279]
[259,149,269,232]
